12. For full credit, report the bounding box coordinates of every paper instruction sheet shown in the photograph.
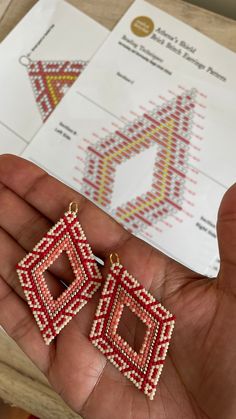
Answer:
[0,0,108,155]
[23,0,236,276]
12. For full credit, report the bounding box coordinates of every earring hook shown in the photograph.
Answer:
[19,55,32,67]
[109,253,120,265]
[69,202,79,214]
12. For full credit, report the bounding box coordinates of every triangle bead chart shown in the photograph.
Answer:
[20,55,87,122]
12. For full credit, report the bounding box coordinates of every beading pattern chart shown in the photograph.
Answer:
[23,58,87,121]
[82,89,197,233]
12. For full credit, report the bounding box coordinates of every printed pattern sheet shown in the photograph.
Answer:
[0,0,108,154]
[23,0,236,276]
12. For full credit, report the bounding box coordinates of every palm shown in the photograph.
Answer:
[0,155,235,419]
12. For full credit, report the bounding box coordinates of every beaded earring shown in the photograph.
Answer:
[16,202,102,345]
[89,253,175,400]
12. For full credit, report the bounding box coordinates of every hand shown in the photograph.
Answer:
[0,154,235,419]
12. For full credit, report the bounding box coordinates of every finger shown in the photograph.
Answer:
[0,185,83,284]
[0,182,52,246]
[0,227,65,300]
[0,276,51,373]
[0,267,107,412]
[217,182,236,294]
[0,155,129,257]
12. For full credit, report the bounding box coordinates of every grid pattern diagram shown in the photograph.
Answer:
[27,59,87,121]
[82,89,196,233]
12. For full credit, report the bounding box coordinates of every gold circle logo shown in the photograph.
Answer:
[131,16,154,37]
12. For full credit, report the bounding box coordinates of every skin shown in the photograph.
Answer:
[0,154,235,419]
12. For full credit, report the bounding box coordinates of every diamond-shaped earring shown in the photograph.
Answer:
[89,253,175,400]
[16,202,102,345]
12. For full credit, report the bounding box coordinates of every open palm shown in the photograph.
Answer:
[0,154,235,419]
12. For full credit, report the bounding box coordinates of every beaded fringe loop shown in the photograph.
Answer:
[89,260,175,400]
[16,207,102,345]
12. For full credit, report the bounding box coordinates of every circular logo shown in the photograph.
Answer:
[131,16,154,37]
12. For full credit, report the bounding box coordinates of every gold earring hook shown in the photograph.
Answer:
[109,253,120,265]
[69,202,79,214]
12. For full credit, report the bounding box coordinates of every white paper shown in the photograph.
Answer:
[0,0,108,154]
[23,0,236,276]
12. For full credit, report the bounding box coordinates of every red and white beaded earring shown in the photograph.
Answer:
[16,202,102,345]
[89,254,175,400]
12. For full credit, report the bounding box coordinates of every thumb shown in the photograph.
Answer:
[217,182,236,294]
